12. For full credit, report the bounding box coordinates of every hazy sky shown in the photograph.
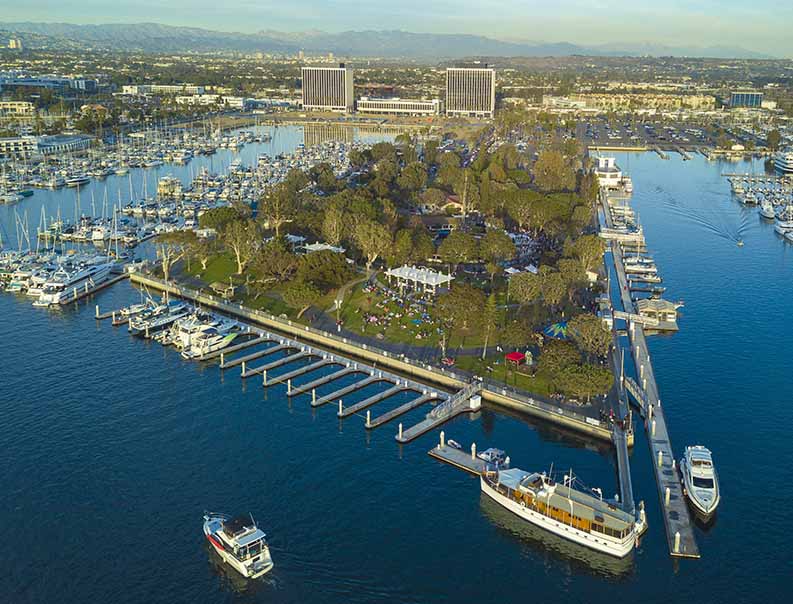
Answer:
[8,0,793,56]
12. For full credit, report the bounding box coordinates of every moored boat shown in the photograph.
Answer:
[203,513,274,579]
[680,445,720,520]
[480,468,645,558]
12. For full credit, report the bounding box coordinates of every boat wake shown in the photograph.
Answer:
[659,193,748,244]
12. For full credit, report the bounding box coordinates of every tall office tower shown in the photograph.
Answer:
[301,64,355,113]
[445,66,496,118]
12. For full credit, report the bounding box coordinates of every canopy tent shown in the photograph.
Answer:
[505,351,525,366]
[543,321,569,340]
[384,265,453,295]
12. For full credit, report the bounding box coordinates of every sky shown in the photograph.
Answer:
[6,0,793,56]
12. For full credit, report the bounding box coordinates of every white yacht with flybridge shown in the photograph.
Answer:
[203,513,274,579]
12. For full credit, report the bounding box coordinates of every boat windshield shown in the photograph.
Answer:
[692,476,714,489]
[237,539,265,560]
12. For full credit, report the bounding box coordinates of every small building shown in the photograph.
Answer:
[302,242,346,254]
[594,157,622,189]
[384,265,453,295]
[636,298,679,332]
[209,281,237,299]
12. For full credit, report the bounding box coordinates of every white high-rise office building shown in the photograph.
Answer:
[301,64,354,113]
[445,66,496,118]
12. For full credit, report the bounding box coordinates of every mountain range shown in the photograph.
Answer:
[0,22,774,60]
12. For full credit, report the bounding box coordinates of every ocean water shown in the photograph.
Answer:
[1,150,791,603]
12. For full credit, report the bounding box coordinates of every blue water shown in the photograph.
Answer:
[0,124,393,248]
[1,152,790,603]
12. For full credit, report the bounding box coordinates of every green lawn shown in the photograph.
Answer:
[338,283,487,349]
[455,355,554,398]
[185,253,239,286]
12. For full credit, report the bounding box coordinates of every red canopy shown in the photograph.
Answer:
[505,352,525,364]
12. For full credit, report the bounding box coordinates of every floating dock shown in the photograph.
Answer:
[602,189,700,559]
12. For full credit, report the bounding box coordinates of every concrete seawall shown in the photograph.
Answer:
[128,272,617,443]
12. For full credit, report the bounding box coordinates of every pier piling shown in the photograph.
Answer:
[471,442,477,460]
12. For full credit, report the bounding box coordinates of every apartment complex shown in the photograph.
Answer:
[0,135,38,158]
[569,93,716,112]
[0,101,35,117]
[445,67,496,118]
[356,97,443,116]
[301,64,355,112]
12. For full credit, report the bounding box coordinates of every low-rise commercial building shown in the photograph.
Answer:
[122,84,206,95]
[356,97,442,116]
[37,134,93,156]
[730,90,763,109]
[174,94,252,110]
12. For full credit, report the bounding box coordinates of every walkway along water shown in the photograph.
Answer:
[125,272,619,443]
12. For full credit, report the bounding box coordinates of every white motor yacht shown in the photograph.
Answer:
[480,468,645,558]
[774,204,793,233]
[680,445,720,519]
[203,513,274,579]
[33,262,113,306]
[759,200,776,220]
[181,325,238,359]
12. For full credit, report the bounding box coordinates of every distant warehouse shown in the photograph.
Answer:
[301,64,355,113]
[445,66,496,118]
[356,97,443,116]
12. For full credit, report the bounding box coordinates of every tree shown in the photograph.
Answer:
[155,231,192,282]
[411,228,436,263]
[321,203,346,245]
[354,219,391,271]
[534,150,575,192]
[538,340,580,376]
[189,236,218,272]
[480,229,516,281]
[397,162,428,193]
[767,129,782,151]
[569,314,611,360]
[249,237,298,289]
[199,206,241,232]
[387,229,414,267]
[434,284,486,353]
[482,293,500,359]
[510,272,541,305]
[259,181,300,238]
[565,234,605,272]
[222,219,260,274]
[438,231,478,272]
[540,270,567,308]
[282,280,321,318]
[555,363,613,401]
[296,250,353,290]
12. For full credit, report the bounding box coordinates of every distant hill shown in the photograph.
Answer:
[0,22,774,60]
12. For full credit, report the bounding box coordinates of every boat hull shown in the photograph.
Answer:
[480,477,635,558]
